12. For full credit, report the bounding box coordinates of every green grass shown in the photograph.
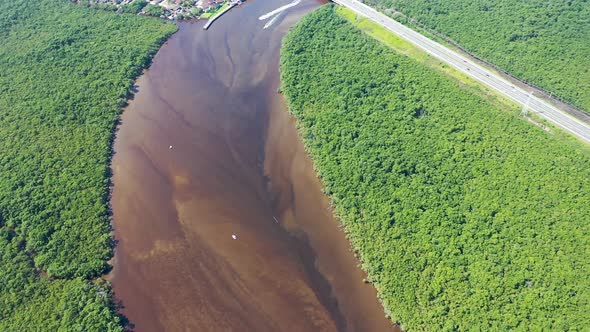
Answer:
[337,7,425,60]
[0,0,176,329]
[281,5,590,330]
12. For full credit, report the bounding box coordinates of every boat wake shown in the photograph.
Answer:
[258,0,301,21]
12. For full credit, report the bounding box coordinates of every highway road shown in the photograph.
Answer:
[332,0,590,144]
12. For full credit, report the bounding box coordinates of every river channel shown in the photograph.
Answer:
[109,0,398,331]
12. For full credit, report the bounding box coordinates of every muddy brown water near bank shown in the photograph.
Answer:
[109,1,399,331]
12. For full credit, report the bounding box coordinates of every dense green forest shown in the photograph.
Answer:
[0,0,175,329]
[361,0,590,112]
[281,5,590,330]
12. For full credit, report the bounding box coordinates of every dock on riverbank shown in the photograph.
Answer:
[203,2,237,30]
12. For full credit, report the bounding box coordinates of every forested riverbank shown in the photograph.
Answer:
[0,0,175,329]
[281,5,590,330]
[362,0,590,113]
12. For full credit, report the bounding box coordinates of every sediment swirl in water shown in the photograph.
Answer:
[109,1,398,331]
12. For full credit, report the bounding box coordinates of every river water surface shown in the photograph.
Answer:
[109,1,399,331]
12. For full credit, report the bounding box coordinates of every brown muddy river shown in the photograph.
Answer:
[109,0,399,331]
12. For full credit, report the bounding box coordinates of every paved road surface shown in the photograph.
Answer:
[332,0,590,144]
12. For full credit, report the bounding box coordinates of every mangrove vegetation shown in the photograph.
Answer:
[281,5,590,330]
[0,0,175,329]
